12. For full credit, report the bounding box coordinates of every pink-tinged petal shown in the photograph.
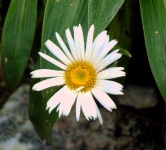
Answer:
[47,97,61,114]
[76,94,81,121]
[74,86,84,92]
[55,32,74,62]
[97,67,125,80]
[77,93,89,120]
[91,88,117,111]
[55,86,77,117]
[39,52,67,70]
[95,103,103,124]
[30,69,64,78]
[32,77,64,91]
[46,86,76,114]
[96,80,123,95]
[82,91,97,119]
[45,40,71,65]
[77,92,97,121]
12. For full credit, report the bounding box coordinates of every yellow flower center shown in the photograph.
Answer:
[64,61,97,92]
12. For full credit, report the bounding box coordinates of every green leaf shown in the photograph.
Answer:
[30,0,45,62]
[41,0,88,47]
[118,47,132,58]
[140,0,166,102]
[1,0,37,90]
[29,60,59,145]
[107,0,133,84]
[108,0,132,50]
[29,0,88,144]
[88,0,125,36]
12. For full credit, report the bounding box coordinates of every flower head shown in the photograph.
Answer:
[31,24,125,124]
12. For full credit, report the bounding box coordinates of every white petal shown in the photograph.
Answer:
[76,94,81,121]
[74,86,84,92]
[39,52,67,70]
[85,25,94,61]
[85,93,98,120]
[45,40,71,65]
[77,92,97,120]
[31,69,64,78]
[93,36,109,66]
[56,87,77,117]
[55,32,74,62]
[77,93,88,120]
[99,39,118,60]
[74,25,85,60]
[90,31,108,64]
[96,80,123,95]
[95,40,118,68]
[91,88,117,111]
[57,105,63,118]
[73,26,81,60]
[83,92,97,119]
[46,86,76,114]
[96,50,122,72]
[66,28,79,60]
[78,25,85,60]
[46,86,65,114]
[97,67,125,80]
[32,77,64,91]
[95,103,103,124]
[46,94,61,114]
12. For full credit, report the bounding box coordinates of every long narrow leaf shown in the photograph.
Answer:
[140,0,166,102]
[1,0,37,90]
[88,0,125,36]
[29,0,88,144]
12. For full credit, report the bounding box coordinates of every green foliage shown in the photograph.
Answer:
[107,0,133,84]
[29,0,89,144]
[29,0,126,144]
[1,0,37,90]
[88,0,125,36]
[140,0,166,102]
[29,61,59,144]
[3,0,166,146]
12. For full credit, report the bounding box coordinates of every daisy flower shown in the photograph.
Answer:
[31,24,125,124]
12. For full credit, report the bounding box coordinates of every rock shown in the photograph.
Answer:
[0,85,56,150]
[0,84,164,150]
[117,85,158,109]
